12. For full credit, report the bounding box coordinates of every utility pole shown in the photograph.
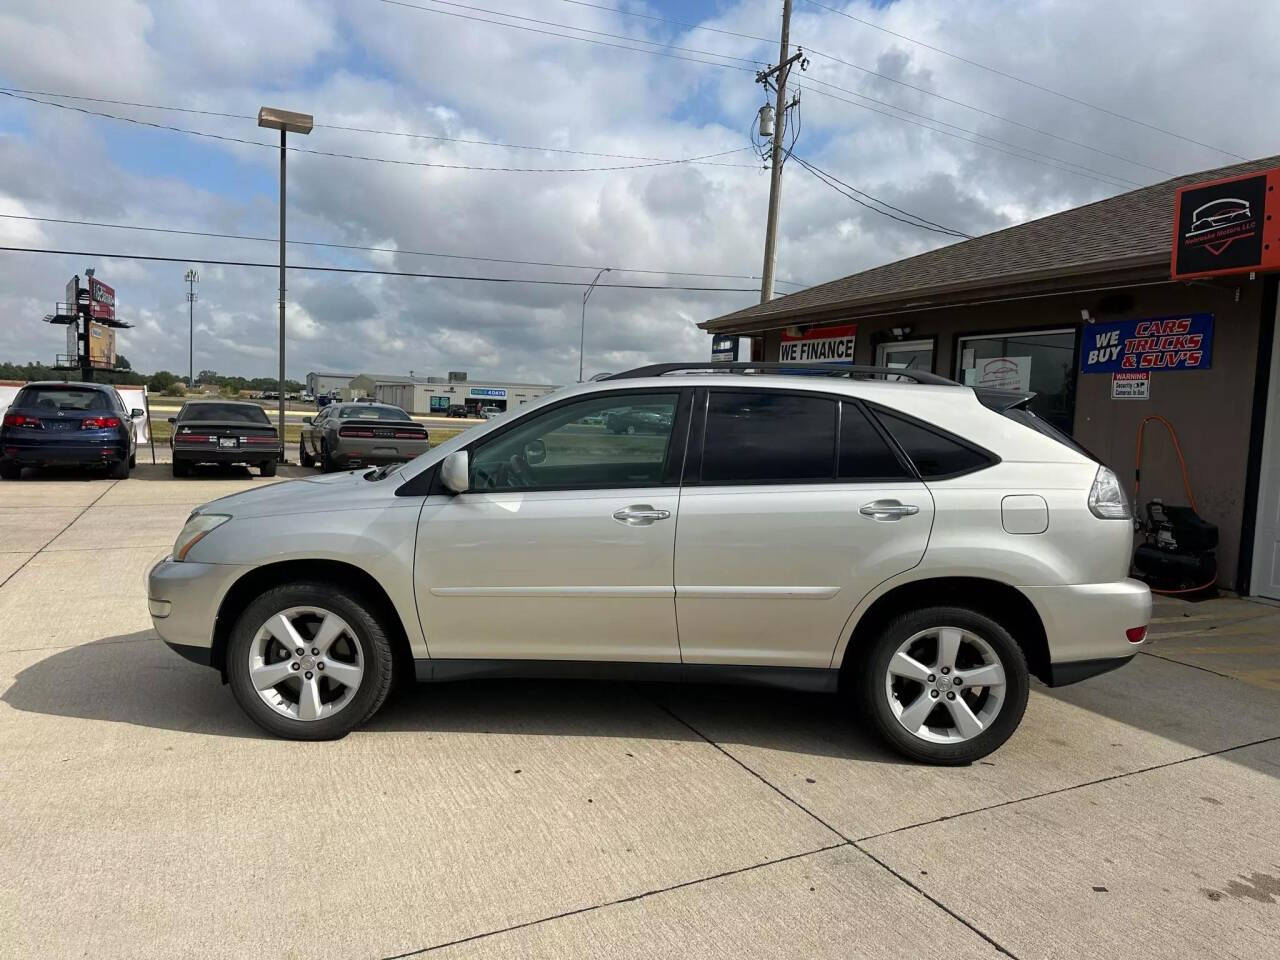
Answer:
[757,0,805,303]
[184,268,199,388]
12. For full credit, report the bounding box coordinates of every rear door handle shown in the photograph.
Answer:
[613,504,672,526]
[860,499,920,521]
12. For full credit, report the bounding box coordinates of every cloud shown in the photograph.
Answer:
[0,0,1273,385]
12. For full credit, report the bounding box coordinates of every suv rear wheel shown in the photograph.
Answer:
[227,582,395,740]
[861,606,1029,765]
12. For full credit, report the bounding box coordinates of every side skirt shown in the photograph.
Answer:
[414,658,839,693]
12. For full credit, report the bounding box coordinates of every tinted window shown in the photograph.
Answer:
[702,391,835,483]
[14,386,110,412]
[875,410,992,478]
[181,403,271,423]
[839,403,912,480]
[338,405,411,420]
[471,392,679,491]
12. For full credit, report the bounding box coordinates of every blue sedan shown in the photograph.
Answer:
[1,381,138,479]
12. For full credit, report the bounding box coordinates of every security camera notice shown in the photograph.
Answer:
[1111,371,1150,400]
[780,323,857,363]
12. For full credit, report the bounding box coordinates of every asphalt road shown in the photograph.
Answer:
[2,464,1279,959]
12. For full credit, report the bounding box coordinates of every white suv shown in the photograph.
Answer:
[147,363,1150,764]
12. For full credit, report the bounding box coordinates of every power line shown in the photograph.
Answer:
[373,0,764,71]
[799,76,1143,187]
[0,90,750,173]
[548,0,1172,177]
[797,83,1133,190]
[0,245,761,292]
[0,212,806,286]
[791,155,971,239]
[797,0,1246,161]
[0,86,759,168]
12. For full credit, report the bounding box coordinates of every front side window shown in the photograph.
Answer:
[470,392,680,491]
[701,391,836,483]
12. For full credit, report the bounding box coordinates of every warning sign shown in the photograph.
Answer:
[1111,371,1150,400]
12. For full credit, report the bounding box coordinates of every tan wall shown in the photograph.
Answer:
[757,277,1268,587]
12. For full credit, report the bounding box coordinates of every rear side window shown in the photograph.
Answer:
[702,391,835,483]
[874,409,994,479]
[839,403,913,480]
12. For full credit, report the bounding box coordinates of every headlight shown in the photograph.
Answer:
[1087,465,1131,520]
[173,513,231,561]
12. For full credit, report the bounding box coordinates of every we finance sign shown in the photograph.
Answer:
[1081,314,1213,373]
[779,323,856,364]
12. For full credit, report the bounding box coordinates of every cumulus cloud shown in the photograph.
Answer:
[0,0,1273,384]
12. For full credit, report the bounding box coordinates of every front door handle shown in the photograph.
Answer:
[613,504,672,526]
[860,499,920,521]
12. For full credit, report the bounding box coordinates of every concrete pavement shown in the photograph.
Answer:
[2,465,1279,959]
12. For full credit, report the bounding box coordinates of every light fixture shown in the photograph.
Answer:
[256,107,314,134]
[890,325,911,340]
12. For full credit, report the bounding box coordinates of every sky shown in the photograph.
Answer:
[0,0,1274,385]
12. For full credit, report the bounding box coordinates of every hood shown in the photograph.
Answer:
[196,469,390,519]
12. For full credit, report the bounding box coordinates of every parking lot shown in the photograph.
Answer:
[2,465,1279,959]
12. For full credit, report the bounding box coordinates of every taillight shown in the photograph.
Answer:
[3,413,40,428]
[1125,626,1147,644]
[393,431,426,439]
[177,433,214,443]
[244,435,278,444]
[81,416,122,429]
[340,427,375,438]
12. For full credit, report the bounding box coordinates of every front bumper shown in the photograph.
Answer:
[1020,578,1152,687]
[147,554,253,669]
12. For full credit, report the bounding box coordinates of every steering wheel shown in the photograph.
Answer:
[473,452,534,489]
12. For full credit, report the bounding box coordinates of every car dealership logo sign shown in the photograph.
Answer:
[1172,168,1280,279]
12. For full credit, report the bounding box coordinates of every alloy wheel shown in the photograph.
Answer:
[247,606,365,721]
[884,626,1007,744]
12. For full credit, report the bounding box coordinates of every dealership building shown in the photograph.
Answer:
[703,155,1280,597]
[305,371,559,414]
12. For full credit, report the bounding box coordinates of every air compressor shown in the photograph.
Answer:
[1129,416,1219,595]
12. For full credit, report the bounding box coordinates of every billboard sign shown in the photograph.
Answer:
[470,387,506,398]
[779,323,857,364]
[87,321,117,368]
[1172,168,1280,279]
[1081,314,1213,373]
[66,275,79,315]
[87,276,116,320]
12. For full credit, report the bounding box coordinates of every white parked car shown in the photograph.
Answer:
[147,363,1150,764]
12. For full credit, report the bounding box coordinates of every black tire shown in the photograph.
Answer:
[260,459,277,477]
[299,439,314,468]
[226,581,395,740]
[860,606,1029,765]
[108,457,130,479]
[171,458,190,478]
[0,460,20,480]
[320,440,335,473]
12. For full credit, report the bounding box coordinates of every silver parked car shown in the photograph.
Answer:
[148,363,1150,763]
[298,402,428,472]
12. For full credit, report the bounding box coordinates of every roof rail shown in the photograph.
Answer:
[604,362,960,386]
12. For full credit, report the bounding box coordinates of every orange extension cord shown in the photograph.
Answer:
[1133,415,1216,595]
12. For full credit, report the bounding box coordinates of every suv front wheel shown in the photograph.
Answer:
[227,582,395,740]
[861,606,1029,765]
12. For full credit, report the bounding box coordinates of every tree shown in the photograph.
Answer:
[198,369,218,383]
[163,382,186,397]
[114,354,132,371]
[148,370,179,391]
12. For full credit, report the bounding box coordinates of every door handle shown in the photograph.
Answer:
[860,499,920,521]
[613,504,672,526]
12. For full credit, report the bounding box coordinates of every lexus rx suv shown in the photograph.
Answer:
[148,363,1150,764]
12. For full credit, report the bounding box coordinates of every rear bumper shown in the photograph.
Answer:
[331,438,429,466]
[173,445,282,464]
[1020,579,1152,686]
[1,436,128,465]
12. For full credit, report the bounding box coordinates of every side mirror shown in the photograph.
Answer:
[303,416,313,425]
[440,450,469,494]
[167,416,176,424]
[130,408,145,419]
[523,438,547,466]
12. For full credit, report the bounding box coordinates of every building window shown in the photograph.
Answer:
[956,328,1077,433]
[875,338,934,376]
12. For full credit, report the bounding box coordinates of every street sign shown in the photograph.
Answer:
[1172,167,1280,279]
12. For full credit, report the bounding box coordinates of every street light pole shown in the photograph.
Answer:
[579,267,611,382]
[257,106,313,451]
[184,268,198,389]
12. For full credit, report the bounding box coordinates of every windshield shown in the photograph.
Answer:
[338,405,412,420]
[181,403,271,423]
[14,386,110,412]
